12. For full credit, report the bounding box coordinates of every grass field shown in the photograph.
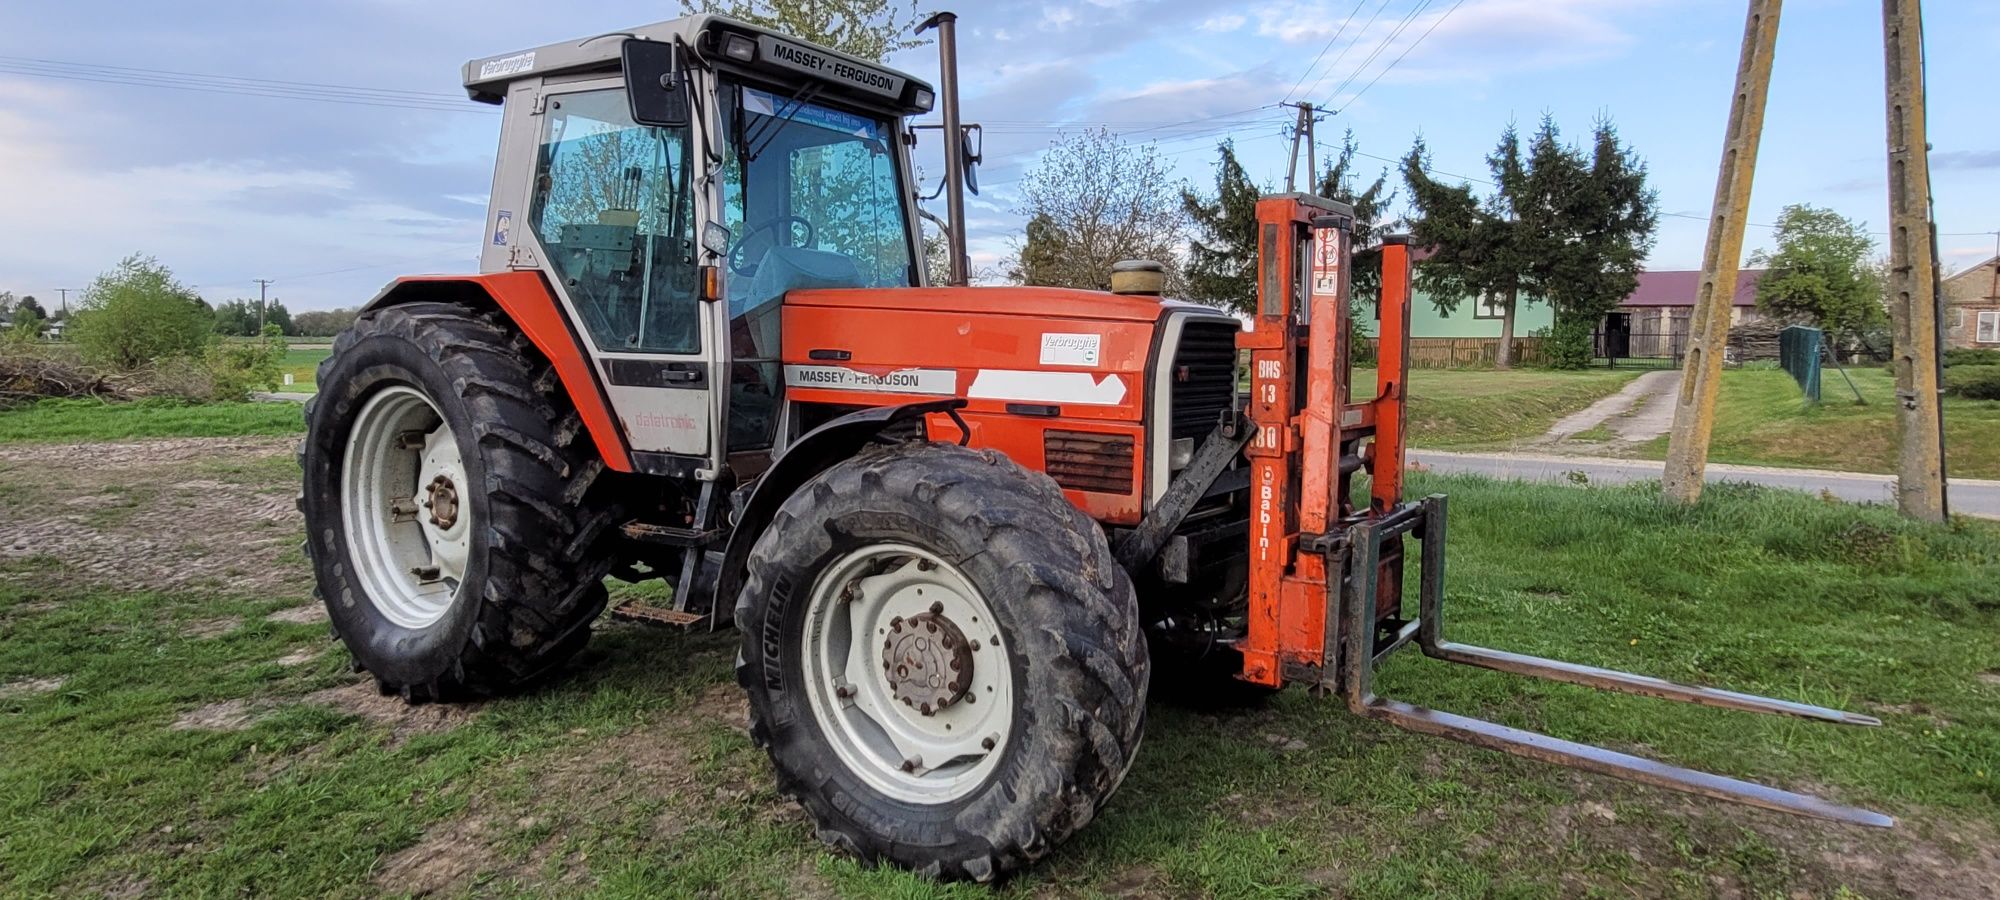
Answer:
[1636,367,2000,478]
[1361,368,1641,448]
[0,398,304,443]
[277,347,332,392]
[1,433,1995,898]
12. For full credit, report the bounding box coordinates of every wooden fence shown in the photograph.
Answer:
[1367,337,1548,368]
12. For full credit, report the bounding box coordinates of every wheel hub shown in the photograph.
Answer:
[425,474,459,529]
[882,602,974,715]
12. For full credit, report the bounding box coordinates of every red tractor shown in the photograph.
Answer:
[301,12,1888,882]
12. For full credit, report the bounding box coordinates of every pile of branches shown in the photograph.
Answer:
[0,349,133,409]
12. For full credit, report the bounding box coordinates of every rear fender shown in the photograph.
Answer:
[363,274,634,473]
[708,399,969,622]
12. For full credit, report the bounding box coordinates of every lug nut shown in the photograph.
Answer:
[835,685,854,699]
[980,736,996,751]
[928,601,944,614]
[901,756,922,772]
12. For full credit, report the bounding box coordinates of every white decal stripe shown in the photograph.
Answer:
[966,370,1127,406]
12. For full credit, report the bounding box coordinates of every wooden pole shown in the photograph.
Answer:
[1662,0,1783,505]
[1882,0,1947,521]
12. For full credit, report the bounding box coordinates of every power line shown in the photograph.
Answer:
[1298,0,1396,102]
[1321,0,1436,106]
[0,55,465,101]
[0,58,492,114]
[1281,0,1374,104]
[1336,0,1469,112]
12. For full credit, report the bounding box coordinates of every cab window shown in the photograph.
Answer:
[529,88,699,354]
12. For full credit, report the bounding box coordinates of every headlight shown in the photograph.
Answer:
[912,88,935,112]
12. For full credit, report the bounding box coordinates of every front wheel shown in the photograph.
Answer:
[735,442,1147,881]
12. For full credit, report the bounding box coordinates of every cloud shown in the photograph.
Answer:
[1199,14,1247,33]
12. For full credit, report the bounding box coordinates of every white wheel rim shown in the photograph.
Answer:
[802,544,1013,804]
[340,385,470,630]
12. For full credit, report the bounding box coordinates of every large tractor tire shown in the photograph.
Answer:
[735,441,1148,882]
[300,302,620,702]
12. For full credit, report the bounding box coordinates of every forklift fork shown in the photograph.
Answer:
[1335,495,1893,828]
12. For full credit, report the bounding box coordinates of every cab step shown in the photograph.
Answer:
[608,600,708,629]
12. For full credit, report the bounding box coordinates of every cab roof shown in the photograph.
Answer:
[461,14,933,111]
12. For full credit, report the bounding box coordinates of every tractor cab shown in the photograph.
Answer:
[463,16,935,466]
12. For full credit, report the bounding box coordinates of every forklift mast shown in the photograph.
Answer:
[1237,194,1892,828]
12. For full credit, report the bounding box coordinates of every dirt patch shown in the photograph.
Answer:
[0,435,304,597]
[368,681,787,895]
[1979,670,2000,688]
[266,604,327,625]
[173,699,259,731]
[374,816,496,897]
[0,675,65,699]
[276,646,321,667]
[1527,777,2000,899]
[182,617,240,639]
[306,682,482,747]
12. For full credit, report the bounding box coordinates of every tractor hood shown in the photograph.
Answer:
[785,286,1203,323]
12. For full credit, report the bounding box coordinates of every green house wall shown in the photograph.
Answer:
[1361,290,1555,338]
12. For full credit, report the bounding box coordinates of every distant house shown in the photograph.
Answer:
[1944,256,2000,348]
[1598,269,1767,361]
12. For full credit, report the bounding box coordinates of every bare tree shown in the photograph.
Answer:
[1007,129,1189,292]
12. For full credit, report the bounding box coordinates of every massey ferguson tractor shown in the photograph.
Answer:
[301,12,1891,881]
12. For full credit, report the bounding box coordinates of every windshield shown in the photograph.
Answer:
[719,81,915,298]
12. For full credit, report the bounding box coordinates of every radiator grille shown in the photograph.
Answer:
[1045,430,1135,494]
[1169,318,1241,441]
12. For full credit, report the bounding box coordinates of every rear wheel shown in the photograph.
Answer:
[736,441,1148,881]
[301,302,619,701]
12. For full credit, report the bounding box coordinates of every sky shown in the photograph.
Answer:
[0,0,1995,312]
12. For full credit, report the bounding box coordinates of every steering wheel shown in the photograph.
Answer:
[728,216,815,276]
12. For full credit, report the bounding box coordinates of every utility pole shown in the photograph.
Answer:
[1883,0,1947,521]
[255,278,275,333]
[1283,102,1318,193]
[1661,0,1782,505]
[54,288,70,316]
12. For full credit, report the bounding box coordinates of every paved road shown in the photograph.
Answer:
[1412,449,2000,519]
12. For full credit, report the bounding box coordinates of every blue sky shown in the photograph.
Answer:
[0,0,1994,311]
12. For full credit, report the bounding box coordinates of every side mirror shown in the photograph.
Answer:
[623,39,689,128]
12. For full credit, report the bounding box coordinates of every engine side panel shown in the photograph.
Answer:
[780,299,1155,524]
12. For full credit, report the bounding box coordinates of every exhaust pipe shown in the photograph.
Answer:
[918,12,969,286]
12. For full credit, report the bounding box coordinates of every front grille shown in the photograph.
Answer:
[1045,430,1135,494]
[1169,318,1241,441]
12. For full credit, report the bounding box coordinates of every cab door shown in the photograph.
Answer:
[521,80,716,471]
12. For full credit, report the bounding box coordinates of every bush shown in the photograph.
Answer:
[1538,316,1596,370]
[1944,348,2000,368]
[68,255,212,371]
[1944,365,2000,400]
[201,325,287,401]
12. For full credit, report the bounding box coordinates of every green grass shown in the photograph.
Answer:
[277,347,331,393]
[0,398,304,443]
[1635,367,2000,478]
[4,461,1995,897]
[1353,367,1641,448]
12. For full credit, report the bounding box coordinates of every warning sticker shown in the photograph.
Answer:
[783,365,957,395]
[1038,333,1101,367]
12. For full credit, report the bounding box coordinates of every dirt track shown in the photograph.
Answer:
[0,435,306,596]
